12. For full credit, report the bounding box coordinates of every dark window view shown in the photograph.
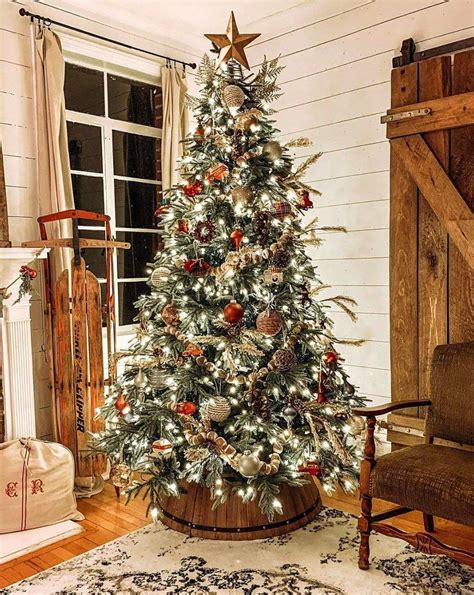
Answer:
[64,63,105,116]
[114,180,158,228]
[67,122,103,173]
[116,231,159,279]
[108,74,162,127]
[71,175,104,225]
[113,130,156,180]
[78,229,107,279]
[118,281,148,326]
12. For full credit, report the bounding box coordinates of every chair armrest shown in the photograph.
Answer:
[352,399,431,417]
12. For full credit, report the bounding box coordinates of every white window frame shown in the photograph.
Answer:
[63,41,163,335]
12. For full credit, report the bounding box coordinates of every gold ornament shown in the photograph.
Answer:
[110,463,131,490]
[204,12,260,71]
[235,108,262,131]
[222,84,245,111]
[238,450,263,478]
[256,309,283,336]
[263,140,283,161]
[134,368,147,389]
[150,266,170,288]
[205,396,231,422]
[231,186,252,206]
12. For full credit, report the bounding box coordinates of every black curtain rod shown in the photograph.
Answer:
[19,8,197,69]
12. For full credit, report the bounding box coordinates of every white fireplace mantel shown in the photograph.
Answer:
[0,248,50,440]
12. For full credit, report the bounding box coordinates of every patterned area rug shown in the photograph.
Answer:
[6,509,473,594]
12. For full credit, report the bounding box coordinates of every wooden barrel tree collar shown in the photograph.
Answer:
[158,480,322,540]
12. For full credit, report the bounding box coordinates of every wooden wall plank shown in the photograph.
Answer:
[417,56,450,401]
[389,63,419,413]
[449,49,474,344]
[392,135,474,268]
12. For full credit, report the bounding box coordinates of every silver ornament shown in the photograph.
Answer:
[150,266,170,288]
[263,140,282,161]
[134,368,148,389]
[205,396,231,422]
[283,405,298,425]
[147,368,168,389]
[238,450,263,478]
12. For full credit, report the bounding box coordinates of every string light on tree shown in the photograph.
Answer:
[93,12,365,528]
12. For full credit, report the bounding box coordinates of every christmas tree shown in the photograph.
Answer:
[94,14,365,521]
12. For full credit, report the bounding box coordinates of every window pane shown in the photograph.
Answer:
[67,122,103,173]
[72,174,104,225]
[114,180,158,228]
[78,229,107,279]
[113,131,157,180]
[65,63,105,116]
[108,75,162,127]
[118,281,148,326]
[116,231,159,279]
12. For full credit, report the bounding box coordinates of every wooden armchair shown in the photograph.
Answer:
[353,342,474,569]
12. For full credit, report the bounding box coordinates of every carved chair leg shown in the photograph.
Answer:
[358,416,376,570]
[358,494,372,570]
[423,513,434,532]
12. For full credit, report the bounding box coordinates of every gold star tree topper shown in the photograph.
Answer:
[205,12,260,70]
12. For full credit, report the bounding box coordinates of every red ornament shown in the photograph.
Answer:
[298,190,314,211]
[195,124,205,145]
[206,163,229,182]
[194,220,215,243]
[224,302,244,324]
[155,202,171,216]
[175,401,197,415]
[177,219,189,233]
[317,383,326,404]
[299,461,321,477]
[323,351,338,364]
[115,393,128,413]
[182,343,203,357]
[184,258,211,277]
[183,180,203,197]
[20,265,37,279]
[230,228,244,251]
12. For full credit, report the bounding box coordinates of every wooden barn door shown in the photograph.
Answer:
[385,45,474,447]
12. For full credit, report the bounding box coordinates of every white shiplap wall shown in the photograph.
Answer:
[1,0,473,436]
[246,0,473,406]
[0,0,199,437]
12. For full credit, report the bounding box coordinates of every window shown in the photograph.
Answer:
[64,62,162,328]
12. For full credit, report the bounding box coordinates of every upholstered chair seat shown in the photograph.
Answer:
[371,444,474,526]
[354,342,474,569]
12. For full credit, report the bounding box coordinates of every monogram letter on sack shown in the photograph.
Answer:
[5,482,18,497]
[31,479,44,494]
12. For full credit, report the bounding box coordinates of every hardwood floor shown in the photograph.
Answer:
[1,481,473,589]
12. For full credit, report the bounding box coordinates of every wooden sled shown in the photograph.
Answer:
[23,210,130,478]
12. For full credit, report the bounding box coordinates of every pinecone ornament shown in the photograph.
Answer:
[272,248,291,269]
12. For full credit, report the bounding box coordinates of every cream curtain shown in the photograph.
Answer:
[33,25,74,273]
[161,66,188,192]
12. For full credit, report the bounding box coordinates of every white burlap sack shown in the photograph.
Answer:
[0,438,84,534]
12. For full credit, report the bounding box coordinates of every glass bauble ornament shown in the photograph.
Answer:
[238,450,263,478]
